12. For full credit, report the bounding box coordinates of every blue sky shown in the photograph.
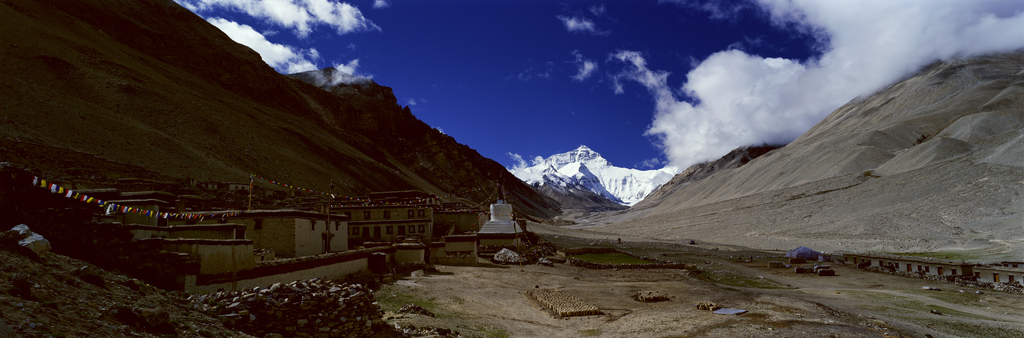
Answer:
[177,0,1024,172]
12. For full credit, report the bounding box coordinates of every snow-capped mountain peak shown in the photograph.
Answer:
[510,145,677,206]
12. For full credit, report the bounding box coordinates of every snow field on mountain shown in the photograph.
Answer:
[511,146,677,206]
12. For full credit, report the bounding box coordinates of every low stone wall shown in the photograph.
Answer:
[188,247,393,293]
[188,278,390,337]
[562,248,693,270]
[557,247,618,256]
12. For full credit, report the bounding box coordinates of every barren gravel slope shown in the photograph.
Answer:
[591,53,1024,258]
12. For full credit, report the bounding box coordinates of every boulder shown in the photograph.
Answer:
[8,224,50,256]
[492,248,524,264]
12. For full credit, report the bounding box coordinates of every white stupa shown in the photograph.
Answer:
[478,200,522,234]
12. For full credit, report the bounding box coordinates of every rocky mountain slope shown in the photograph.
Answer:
[511,146,676,209]
[593,52,1024,259]
[0,0,558,218]
[632,144,781,211]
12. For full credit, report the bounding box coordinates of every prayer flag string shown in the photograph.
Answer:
[29,176,240,220]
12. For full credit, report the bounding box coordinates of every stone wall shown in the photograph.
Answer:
[188,247,392,293]
[562,248,693,270]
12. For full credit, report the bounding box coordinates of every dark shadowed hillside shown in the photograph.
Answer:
[0,0,559,218]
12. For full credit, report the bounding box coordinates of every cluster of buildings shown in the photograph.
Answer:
[843,252,1023,286]
[62,178,527,291]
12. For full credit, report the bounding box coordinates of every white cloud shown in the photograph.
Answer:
[508,61,556,81]
[636,157,667,169]
[570,50,598,81]
[557,15,603,34]
[207,17,319,73]
[589,4,606,16]
[179,0,380,37]
[616,1,1024,169]
[334,59,373,79]
[373,0,390,9]
[407,98,417,106]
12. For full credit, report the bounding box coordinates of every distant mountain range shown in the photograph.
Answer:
[511,146,676,208]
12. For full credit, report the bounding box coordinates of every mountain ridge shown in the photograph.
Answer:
[0,0,559,218]
[591,52,1024,258]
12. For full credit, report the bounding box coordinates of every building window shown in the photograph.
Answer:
[924,266,930,273]
[917,265,922,272]
[408,210,415,218]
[418,225,425,233]
[952,269,957,275]
[387,226,393,234]
[408,225,415,233]
[1009,275,1015,283]
[335,222,339,231]
[364,211,371,220]
[418,209,425,217]
[352,227,360,235]
[994,273,1000,283]
[311,220,316,231]
[254,219,263,230]
[384,211,391,219]
[975,272,980,278]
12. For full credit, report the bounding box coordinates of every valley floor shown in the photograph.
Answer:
[378,223,1024,338]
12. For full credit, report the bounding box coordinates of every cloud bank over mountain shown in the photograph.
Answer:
[621,0,1024,169]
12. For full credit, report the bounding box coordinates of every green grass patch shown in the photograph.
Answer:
[578,328,602,336]
[842,290,989,320]
[890,315,1024,338]
[906,289,983,307]
[703,270,790,289]
[572,253,655,264]
[375,290,436,313]
[479,326,510,338]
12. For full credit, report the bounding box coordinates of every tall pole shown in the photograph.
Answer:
[327,179,334,253]
[248,174,253,210]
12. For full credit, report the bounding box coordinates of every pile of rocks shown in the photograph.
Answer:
[492,248,524,264]
[633,291,671,302]
[695,301,718,311]
[188,278,390,337]
[391,323,460,337]
[397,304,434,317]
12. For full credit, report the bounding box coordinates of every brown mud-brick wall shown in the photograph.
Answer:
[525,289,600,317]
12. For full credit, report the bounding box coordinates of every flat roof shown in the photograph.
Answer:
[187,209,350,221]
[844,252,976,265]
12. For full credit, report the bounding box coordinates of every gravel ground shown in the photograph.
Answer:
[376,224,1024,338]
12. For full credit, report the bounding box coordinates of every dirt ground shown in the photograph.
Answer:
[376,223,1024,338]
